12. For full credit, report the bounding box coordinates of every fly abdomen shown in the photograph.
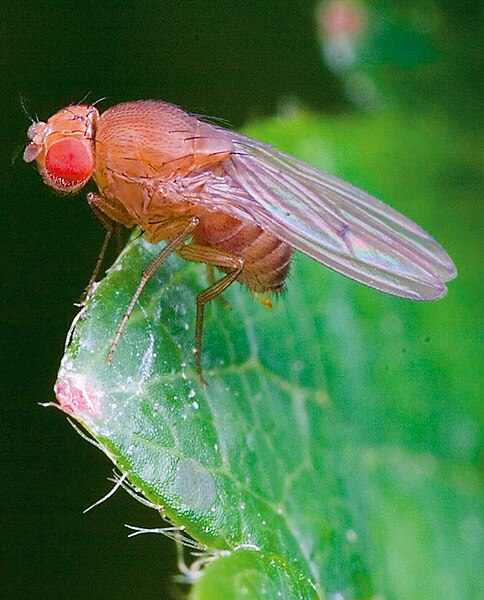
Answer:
[193,212,292,293]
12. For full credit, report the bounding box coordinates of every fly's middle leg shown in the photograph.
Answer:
[177,244,244,385]
[108,217,200,363]
[206,265,230,308]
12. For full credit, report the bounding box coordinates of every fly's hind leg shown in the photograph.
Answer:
[177,244,244,385]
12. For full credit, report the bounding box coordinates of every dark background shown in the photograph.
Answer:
[1,1,481,599]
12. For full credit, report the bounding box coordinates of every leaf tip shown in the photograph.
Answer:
[54,375,102,421]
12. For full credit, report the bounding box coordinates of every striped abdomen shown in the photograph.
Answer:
[193,212,292,293]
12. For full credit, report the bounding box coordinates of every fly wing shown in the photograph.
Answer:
[200,130,456,300]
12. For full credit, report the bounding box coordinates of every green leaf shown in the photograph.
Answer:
[55,112,483,599]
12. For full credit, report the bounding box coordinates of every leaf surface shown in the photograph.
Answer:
[56,113,483,599]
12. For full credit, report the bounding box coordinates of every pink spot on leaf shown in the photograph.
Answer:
[54,376,102,420]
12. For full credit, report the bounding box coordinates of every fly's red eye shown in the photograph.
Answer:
[45,138,94,189]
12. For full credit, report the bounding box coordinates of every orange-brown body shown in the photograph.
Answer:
[24,99,456,380]
[93,102,291,293]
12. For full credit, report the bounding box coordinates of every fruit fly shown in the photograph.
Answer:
[24,100,456,382]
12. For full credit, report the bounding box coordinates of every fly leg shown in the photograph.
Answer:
[82,192,136,300]
[177,244,244,385]
[87,191,136,229]
[80,226,113,303]
[206,265,230,308]
[108,217,200,363]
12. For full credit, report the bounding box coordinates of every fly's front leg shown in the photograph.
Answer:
[82,192,136,301]
[87,191,136,229]
[177,244,244,385]
[108,217,200,363]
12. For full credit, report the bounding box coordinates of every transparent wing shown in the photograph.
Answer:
[198,130,456,300]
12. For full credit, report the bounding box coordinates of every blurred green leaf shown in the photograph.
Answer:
[56,112,483,599]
